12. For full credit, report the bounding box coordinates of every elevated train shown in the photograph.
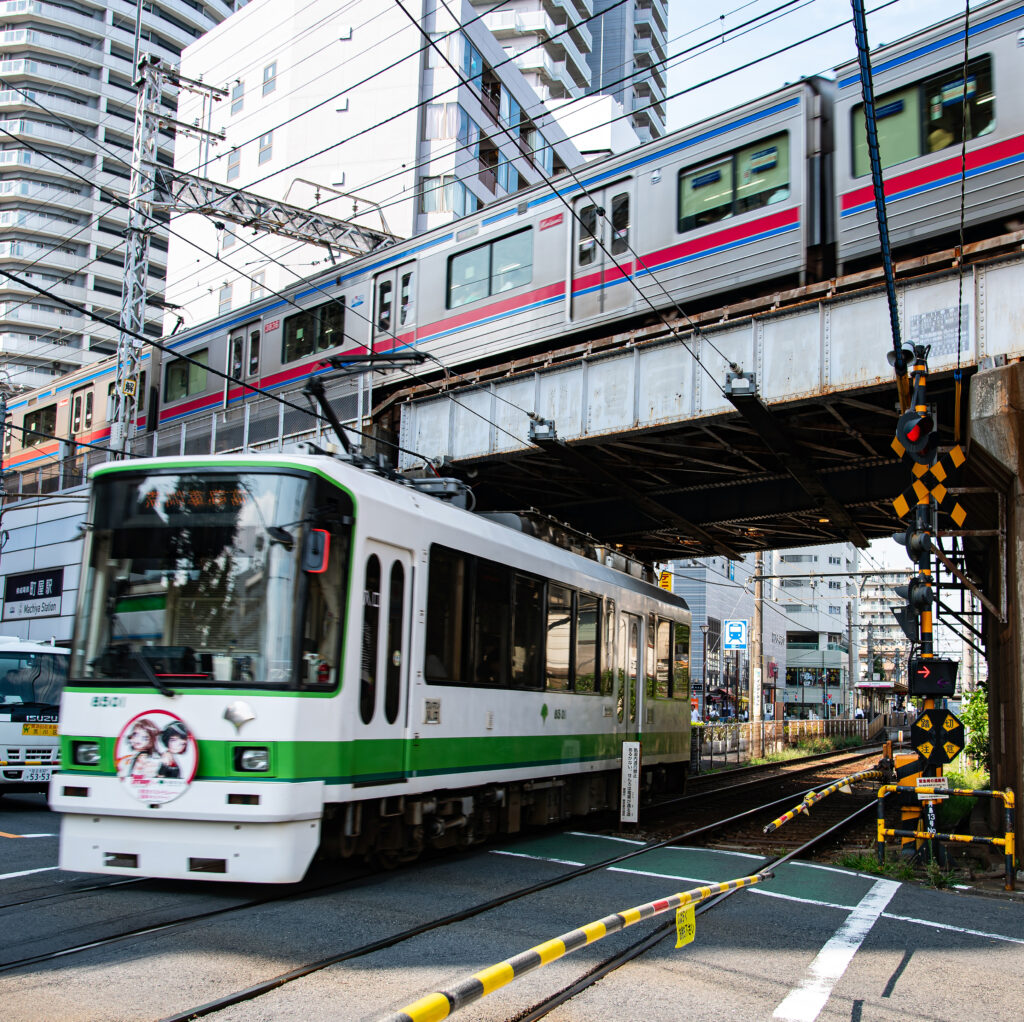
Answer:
[6,0,1022,479]
[50,451,691,881]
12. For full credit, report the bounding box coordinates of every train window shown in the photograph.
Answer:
[384,562,404,723]
[23,403,55,446]
[447,228,532,309]
[248,330,260,375]
[71,390,84,433]
[578,204,598,266]
[375,279,393,334]
[678,133,789,233]
[425,545,468,683]
[399,270,414,326]
[673,621,691,699]
[546,585,572,691]
[610,193,630,256]
[575,594,599,693]
[360,554,381,724]
[164,349,209,401]
[512,573,544,690]
[645,615,657,699]
[852,55,994,177]
[281,300,345,364]
[601,600,615,695]
[628,619,640,722]
[655,619,672,698]
[472,559,510,686]
[229,333,244,380]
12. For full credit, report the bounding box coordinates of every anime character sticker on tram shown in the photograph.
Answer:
[114,710,198,804]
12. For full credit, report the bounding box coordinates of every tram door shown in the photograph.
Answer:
[352,539,413,783]
[224,319,261,407]
[372,262,416,351]
[570,179,635,322]
[615,613,642,740]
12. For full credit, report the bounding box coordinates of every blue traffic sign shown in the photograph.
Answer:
[723,619,748,650]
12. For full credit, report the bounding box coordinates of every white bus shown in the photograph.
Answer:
[0,636,68,795]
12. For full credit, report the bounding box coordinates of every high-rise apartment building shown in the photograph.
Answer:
[0,1,240,391]
[586,0,667,142]
[165,0,582,326]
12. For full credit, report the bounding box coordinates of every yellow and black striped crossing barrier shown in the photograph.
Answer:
[762,770,883,834]
[376,870,774,1022]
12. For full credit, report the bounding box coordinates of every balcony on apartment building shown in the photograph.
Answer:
[0,0,107,40]
[633,4,667,52]
[485,9,590,93]
[0,28,104,67]
[0,57,102,96]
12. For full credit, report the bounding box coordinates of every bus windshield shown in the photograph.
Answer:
[73,470,318,688]
[0,650,67,706]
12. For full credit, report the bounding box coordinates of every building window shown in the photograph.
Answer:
[262,61,276,96]
[420,174,468,215]
[250,272,265,301]
[227,149,240,182]
[258,131,273,165]
[219,283,231,315]
[222,228,235,251]
[231,80,244,114]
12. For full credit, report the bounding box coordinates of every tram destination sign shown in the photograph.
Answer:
[3,567,63,620]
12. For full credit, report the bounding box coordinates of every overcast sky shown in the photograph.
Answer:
[666,0,971,132]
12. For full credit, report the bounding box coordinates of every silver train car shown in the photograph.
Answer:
[7,1,1020,480]
[50,452,692,882]
[833,0,1024,269]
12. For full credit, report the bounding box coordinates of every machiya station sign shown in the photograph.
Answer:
[2,568,64,620]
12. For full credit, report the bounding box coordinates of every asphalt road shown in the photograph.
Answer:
[2,795,1023,1022]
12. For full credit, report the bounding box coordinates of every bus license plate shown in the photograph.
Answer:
[21,724,57,736]
[22,768,51,783]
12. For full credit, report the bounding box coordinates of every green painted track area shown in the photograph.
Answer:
[491,832,885,910]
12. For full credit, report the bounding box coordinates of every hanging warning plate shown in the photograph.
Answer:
[911,708,965,766]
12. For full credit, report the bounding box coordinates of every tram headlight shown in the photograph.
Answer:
[72,741,101,766]
[234,746,270,772]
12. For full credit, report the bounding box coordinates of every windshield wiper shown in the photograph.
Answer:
[130,649,176,698]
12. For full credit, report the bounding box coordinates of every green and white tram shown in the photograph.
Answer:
[51,453,691,882]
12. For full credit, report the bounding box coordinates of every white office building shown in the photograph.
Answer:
[0,0,240,391]
[164,0,583,327]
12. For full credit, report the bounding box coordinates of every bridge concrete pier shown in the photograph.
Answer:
[969,361,1024,846]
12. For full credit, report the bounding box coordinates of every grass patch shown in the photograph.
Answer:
[747,735,864,767]
[834,852,915,882]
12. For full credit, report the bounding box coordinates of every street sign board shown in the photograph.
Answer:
[723,620,748,650]
[911,708,965,767]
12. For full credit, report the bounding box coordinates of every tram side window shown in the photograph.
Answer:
[425,546,468,683]
[601,600,615,695]
[23,404,56,446]
[360,554,381,724]
[655,619,673,698]
[678,133,789,233]
[852,55,994,177]
[673,621,691,699]
[447,228,533,309]
[281,300,346,364]
[512,573,544,689]
[575,593,599,693]
[546,585,572,691]
[645,614,657,698]
[164,349,209,401]
[473,559,510,686]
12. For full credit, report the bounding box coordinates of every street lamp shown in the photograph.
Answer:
[700,623,709,720]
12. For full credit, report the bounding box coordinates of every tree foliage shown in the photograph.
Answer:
[960,685,989,770]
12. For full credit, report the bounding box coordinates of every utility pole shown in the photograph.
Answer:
[112,55,227,453]
[750,550,763,754]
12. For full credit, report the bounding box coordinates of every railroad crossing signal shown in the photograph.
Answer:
[892,408,937,464]
[891,443,967,526]
[911,707,965,767]
[907,657,958,697]
[892,578,932,641]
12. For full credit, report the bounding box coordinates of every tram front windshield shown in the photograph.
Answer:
[74,470,319,688]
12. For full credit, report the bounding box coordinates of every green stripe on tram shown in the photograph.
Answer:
[60,729,688,782]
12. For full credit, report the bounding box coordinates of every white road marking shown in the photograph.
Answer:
[881,912,1024,945]
[567,832,646,845]
[0,866,58,881]
[489,850,585,866]
[772,879,900,1022]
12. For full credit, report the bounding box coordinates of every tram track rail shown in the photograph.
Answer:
[151,751,883,1022]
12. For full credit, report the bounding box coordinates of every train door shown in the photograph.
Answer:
[70,385,94,437]
[372,262,416,352]
[615,612,642,740]
[224,320,261,407]
[570,180,635,322]
[352,539,413,784]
